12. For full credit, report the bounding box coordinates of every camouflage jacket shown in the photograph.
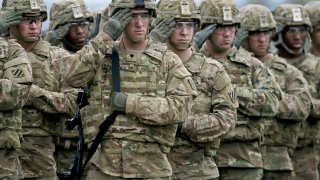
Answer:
[23,39,77,137]
[200,46,282,168]
[287,52,320,146]
[261,54,311,170]
[169,52,238,179]
[63,32,197,178]
[0,37,32,149]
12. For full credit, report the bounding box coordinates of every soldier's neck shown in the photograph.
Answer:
[255,53,273,63]
[311,47,320,57]
[121,37,148,52]
[17,41,37,52]
[204,41,230,59]
[166,43,193,63]
[277,46,304,60]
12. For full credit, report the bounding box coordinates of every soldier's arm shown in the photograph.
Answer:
[63,32,114,88]
[276,65,311,121]
[236,58,282,117]
[0,39,32,110]
[27,49,78,116]
[180,62,238,143]
[125,51,197,125]
[307,59,320,119]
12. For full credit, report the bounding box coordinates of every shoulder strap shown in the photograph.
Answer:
[82,46,120,172]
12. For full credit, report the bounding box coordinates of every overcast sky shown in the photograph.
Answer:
[0,0,312,30]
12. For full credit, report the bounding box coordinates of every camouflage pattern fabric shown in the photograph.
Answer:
[0,37,32,179]
[219,167,263,180]
[286,53,320,180]
[200,47,282,168]
[19,39,77,179]
[292,146,319,180]
[168,53,238,179]
[62,30,196,178]
[259,54,311,171]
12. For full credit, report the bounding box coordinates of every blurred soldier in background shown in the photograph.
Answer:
[0,9,33,180]
[2,0,77,179]
[195,0,282,179]
[46,0,94,53]
[273,4,320,180]
[236,4,311,179]
[151,0,238,179]
[305,2,320,177]
[62,0,197,179]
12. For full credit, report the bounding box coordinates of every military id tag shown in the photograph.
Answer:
[223,6,233,22]
[292,8,303,22]
[70,3,84,19]
[30,0,40,10]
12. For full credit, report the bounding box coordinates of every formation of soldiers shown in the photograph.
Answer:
[1,0,320,179]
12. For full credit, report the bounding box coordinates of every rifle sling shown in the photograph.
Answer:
[82,46,120,172]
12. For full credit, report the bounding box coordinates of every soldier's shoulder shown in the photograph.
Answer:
[145,39,168,61]
[270,55,288,72]
[233,47,256,67]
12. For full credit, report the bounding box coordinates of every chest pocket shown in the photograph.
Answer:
[28,53,59,91]
[225,62,253,88]
[119,52,166,96]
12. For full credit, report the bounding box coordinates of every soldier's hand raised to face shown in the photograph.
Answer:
[193,24,216,50]
[103,8,132,41]
[148,17,176,43]
[0,10,22,35]
[44,23,71,46]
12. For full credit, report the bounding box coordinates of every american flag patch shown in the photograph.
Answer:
[228,91,237,103]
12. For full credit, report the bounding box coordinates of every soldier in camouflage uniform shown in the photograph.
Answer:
[149,0,238,179]
[0,9,33,180]
[2,0,78,179]
[235,4,312,179]
[194,0,282,179]
[273,4,320,180]
[46,0,94,53]
[305,1,320,57]
[62,0,197,179]
[305,2,320,177]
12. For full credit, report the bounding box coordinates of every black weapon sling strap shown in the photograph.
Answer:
[82,45,121,172]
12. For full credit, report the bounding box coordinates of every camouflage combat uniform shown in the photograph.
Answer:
[305,2,320,177]
[62,0,197,179]
[3,0,78,179]
[198,1,282,179]
[155,0,238,179]
[47,0,93,176]
[273,4,320,180]
[0,37,32,180]
[237,5,312,179]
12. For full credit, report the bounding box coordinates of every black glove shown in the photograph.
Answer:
[193,24,216,49]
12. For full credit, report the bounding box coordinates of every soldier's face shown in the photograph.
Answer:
[123,9,151,43]
[283,25,307,52]
[66,21,90,50]
[208,25,236,52]
[10,12,42,43]
[247,31,272,58]
[168,20,195,50]
[311,24,320,48]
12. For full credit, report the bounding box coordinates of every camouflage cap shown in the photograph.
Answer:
[304,1,320,27]
[49,0,94,31]
[240,4,276,32]
[273,4,311,32]
[109,0,157,18]
[199,0,240,28]
[1,0,48,21]
[157,0,200,26]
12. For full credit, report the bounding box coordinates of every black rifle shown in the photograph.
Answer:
[81,46,122,172]
[58,86,88,180]
[89,13,101,39]
[60,46,121,179]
